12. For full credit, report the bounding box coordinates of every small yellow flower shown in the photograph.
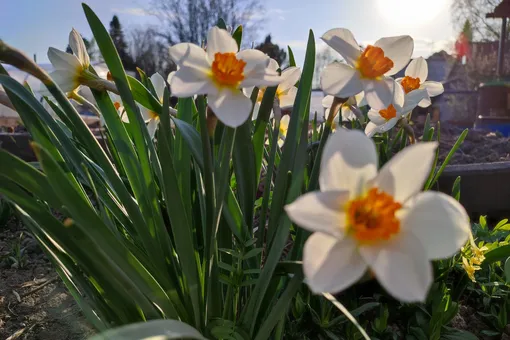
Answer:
[468,235,488,266]
[462,256,481,282]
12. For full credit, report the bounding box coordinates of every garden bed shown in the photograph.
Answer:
[0,217,94,340]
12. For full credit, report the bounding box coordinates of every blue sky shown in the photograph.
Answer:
[1,0,456,67]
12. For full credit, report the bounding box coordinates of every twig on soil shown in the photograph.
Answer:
[7,301,17,316]
[19,276,58,299]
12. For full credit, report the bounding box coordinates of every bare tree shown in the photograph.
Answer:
[149,0,264,46]
[130,27,175,77]
[451,0,504,41]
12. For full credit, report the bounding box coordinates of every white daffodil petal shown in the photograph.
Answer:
[268,58,280,72]
[418,97,432,108]
[147,119,159,139]
[208,90,253,128]
[374,35,414,76]
[47,70,79,93]
[150,73,167,103]
[237,49,270,74]
[365,118,399,137]
[365,121,378,138]
[341,105,356,121]
[321,62,363,98]
[48,47,82,71]
[355,91,367,107]
[285,191,350,237]
[401,191,470,259]
[251,102,261,121]
[421,81,444,97]
[359,234,432,302]
[405,57,428,81]
[320,128,378,194]
[169,43,210,71]
[374,142,438,202]
[138,104,152,121]
[363,77,402,109]
[167,71,175,85]
[402,88,429,112]
[240,69,281,87]
[322,95,335,108]
[367,109,387,125]
[243,86,255,99]
[303,233,367,294]
[207,27,238,60]
[279,87,297,109]
[69,28,90,67]
[321,28,361,67]
[279,67,301,92]
[170,67,216,97]
[280,115,290,130]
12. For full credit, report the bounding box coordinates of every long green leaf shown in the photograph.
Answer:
[89,320,206,340]
[240,30,315,335]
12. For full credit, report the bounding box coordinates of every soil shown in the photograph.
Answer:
[451,305,510,340]
[0,216,94,340]
[415,123,510,165]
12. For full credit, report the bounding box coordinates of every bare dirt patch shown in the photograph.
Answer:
[0,216,94,340]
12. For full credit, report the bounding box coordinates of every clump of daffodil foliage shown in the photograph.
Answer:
[0,4,509,339]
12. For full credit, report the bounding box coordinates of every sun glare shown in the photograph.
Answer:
[377,0,446,26]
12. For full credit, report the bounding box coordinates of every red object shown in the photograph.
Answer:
[455,33,471,61]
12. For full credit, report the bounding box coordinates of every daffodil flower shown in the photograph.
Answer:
[168,27,282,128]
[397,57,444,108]
[365,83,427,137]
[139,73,166,138]
[244,59,301,120]
[107,92,129,123]
[322,93,366,122]
[106,73,166,138]
[42,28,91,94]
[277,115,290,147]
[321,28,413,109]
[285,129,470,302]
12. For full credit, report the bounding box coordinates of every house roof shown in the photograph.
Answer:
[393,50,454,82]
[487,0,510,18]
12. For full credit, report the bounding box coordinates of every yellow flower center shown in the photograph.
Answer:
[346,188,402,243]
[211,52,246,88]
[379,104,397,121]
[356,45,394,79]
[401,76,421,94]
[256,87,285,104]
[257,87,266,103]
[113,101,121,111]
[149,111,159,120]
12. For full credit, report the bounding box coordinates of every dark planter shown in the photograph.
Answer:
[0,133,36,161]
[437,161,510,221]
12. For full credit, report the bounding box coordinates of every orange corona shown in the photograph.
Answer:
[346,188,402,243]
[379,104,397,121]
[401,76,421,94]
[356,45,394,79]
[211,52,246,88]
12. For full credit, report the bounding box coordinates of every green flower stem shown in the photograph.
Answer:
[398,116,416,144]
[326,96,347,126]
[257,117,280,249]
[0,40,53,86]
[82,70,119,94]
